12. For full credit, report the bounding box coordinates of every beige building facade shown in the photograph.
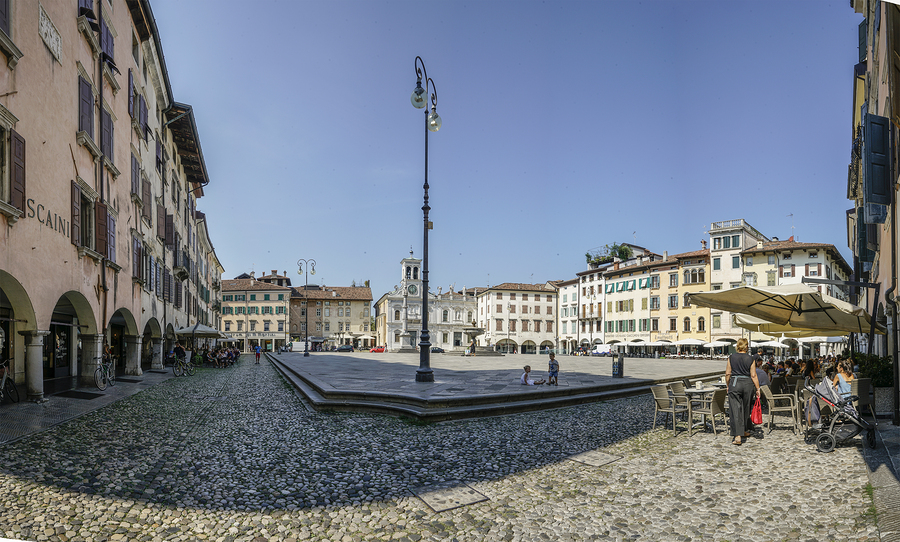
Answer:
[0,1,222,402]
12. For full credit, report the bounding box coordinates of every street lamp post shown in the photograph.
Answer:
[411,56,441,383]
[297,258,316,357]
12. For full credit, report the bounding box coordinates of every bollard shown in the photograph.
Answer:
[612,352,624,378]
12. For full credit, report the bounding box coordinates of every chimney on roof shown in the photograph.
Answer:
[701,240,707,250]
[250,271,255,279]
[332,291,336,297]
[772,236,779,241]
[271,270,277,275]
[663,251,668,260]
[757,240,763,249]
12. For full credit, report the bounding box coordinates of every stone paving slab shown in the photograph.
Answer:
[413,481,489,513]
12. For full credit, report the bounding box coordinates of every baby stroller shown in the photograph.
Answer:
[803,377,876,452]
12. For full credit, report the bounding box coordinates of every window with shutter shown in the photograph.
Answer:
[106,212,115,262]
[165,213,174,246]
[71,181,81,246]
[127,69,134,119]
[156,204,165,239]
[0,0,9,37]
[141,178,151,219]
[139,95,147,139]
[132,236,140,278]
[156,138,162,171]
[78,0,95,17]
[100,107,112,160]
[10,128,24,211]
[100,16,113,61]
[78,76,93,138]
[94,201,108,256]
[131,153,139,195]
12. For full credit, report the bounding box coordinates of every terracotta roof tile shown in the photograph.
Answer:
[291,286,372,301]
[222,279,291,292]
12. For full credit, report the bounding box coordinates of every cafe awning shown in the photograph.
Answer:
[689,284,884,335]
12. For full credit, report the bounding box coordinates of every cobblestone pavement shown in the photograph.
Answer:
[0,356,880,541]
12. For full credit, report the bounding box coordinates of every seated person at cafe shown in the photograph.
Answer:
[755,357,770,387]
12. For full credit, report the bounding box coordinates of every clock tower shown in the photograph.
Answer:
[398,250,423,352]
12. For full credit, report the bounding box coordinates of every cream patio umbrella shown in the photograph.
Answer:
[732,314,848,339]
[688,284,884,336]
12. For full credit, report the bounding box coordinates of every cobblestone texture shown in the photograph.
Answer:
[0,356,880,541]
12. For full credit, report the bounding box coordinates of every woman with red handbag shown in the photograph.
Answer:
[724,338,761,446]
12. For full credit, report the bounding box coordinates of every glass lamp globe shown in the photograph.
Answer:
[410,85,426,109]
[427,110,441,132]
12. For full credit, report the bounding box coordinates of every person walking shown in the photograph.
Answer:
[255,344,261,364]
[724,337,760,446]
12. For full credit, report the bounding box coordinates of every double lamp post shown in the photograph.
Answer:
[297,258,316,357]
[410,56,441,382]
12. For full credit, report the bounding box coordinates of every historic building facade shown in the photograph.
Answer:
[374,253,478,353]
[476,283,556,354]
[291,283,373,350]
[222,273,291,352]
[0,1,221,401]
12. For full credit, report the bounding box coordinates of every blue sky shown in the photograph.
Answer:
[151,0,862,297]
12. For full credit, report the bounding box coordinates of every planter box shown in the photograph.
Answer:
[874,387,895,417]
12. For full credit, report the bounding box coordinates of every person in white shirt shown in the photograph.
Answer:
[520,365,545,385]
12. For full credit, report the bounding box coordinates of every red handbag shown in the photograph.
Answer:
[751,395,762,425]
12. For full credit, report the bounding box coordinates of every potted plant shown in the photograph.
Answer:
[855,353,894,416]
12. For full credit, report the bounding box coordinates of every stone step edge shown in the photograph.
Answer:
[269,356,722,421]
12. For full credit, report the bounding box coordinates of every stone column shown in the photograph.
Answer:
[19,330,49,402]
[151,337,164,371]
[125,335,142,376]
[79,334,104,388]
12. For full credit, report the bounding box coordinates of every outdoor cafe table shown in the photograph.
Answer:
[685,383,727,431]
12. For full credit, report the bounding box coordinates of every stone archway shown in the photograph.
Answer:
[142,318,163,371]
[108,308,140,376]
[47,290,99,393]
[0,270,37,397]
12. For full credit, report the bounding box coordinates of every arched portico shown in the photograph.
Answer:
[44,290,99,397]
[0,270,37,398]
[143,318,163,370]
[109,308,141,376]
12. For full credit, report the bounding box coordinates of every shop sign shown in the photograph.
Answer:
[25,198,69,238]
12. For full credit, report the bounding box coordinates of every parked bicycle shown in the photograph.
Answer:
[1,358,19,403]
[173,355,195,377]
[94,355,116,390]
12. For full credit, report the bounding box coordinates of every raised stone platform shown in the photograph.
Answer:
[268,351,725,422]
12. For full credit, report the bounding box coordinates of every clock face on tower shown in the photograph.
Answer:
[408,284,418,295]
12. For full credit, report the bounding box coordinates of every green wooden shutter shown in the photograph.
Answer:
[864,112,891,206]
[860,18,868,64]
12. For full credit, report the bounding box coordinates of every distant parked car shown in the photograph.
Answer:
[431,347,445,353]
[336,345,353,352]
[370,346,385,353]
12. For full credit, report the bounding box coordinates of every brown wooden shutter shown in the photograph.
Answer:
[127,69,134,119]
[818,263,822,276]
[71,181,81,246]
[805,263,810,276]
[142,178,151,218]
[94,201,108,257]
[791,264,795,277]
[131,153,139,195]
[79,76,93,137]
[107,213,115,263]
[100,108,112,160]
[165,213,174,246]
[779,265,783,278]
[156,204,165,239]
[10,128,25,211]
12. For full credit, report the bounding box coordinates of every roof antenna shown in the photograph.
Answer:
[787,213,795,240]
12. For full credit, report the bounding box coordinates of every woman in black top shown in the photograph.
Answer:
[724,338,761,445]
